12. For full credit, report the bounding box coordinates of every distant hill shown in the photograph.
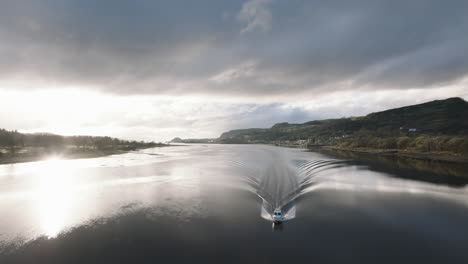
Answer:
[170,137,184,143]
[219,128,269,139]
[169,137,217,144]
[208,97,468,154]
[364,97,468,134]
[216,97,468,142]
[170,98,468,154]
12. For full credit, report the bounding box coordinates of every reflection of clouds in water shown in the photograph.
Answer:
[308,167,468,206]
[0,146,206,239]
[0,145,194,178]
[1,144,468,241]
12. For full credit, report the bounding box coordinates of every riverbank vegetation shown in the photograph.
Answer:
[0,129,167,164]
[334,135,468,155]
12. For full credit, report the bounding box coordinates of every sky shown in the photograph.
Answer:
[1,0,467,141]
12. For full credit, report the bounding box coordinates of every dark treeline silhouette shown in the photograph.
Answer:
[0,128,163,155]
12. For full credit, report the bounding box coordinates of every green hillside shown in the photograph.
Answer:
[217,97,468,154]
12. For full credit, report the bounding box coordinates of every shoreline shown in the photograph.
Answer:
[0,145,174,165]
[317,146,468,164]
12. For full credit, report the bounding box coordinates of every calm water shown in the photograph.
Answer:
[1,144,468,263]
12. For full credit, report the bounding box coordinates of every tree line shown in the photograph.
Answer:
[0,128,161,153]
[334,135,468,154]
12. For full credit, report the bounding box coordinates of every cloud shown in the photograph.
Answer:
[2,1,468,141]
[237,0,273,34]
[209,61,257,84]
[1,84,466,141]
[0,0,467,99]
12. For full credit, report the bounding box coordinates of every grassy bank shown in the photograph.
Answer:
[320,146,468,164]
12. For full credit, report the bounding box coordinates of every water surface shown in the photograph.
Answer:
[1,144,468,263]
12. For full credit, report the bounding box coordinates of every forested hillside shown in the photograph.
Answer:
[217,98,468,154]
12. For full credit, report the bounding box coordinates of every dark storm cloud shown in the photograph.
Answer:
[1,0,467,96]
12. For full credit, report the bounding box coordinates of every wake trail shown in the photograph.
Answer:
[226,147,346,222]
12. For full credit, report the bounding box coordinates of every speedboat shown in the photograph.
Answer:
[272,208,284,224]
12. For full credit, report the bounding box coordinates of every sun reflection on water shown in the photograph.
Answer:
[36,157,74,238]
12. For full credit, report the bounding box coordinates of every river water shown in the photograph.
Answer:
[1,144,468,263]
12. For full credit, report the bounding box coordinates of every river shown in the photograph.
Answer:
[1,144,468,263]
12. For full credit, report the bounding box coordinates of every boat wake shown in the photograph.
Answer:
[228,146,346,223]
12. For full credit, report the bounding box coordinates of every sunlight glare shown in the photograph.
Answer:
[36,158,74,238]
